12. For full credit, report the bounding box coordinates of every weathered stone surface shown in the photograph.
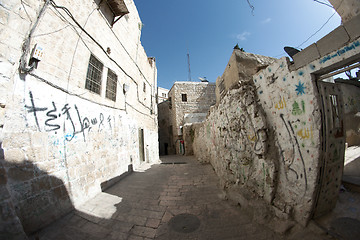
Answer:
[1,0,159,234]
[344,13,360,41]
[165,82,216,155]
[216,49,275,104]
[293,44,320,70]
[193,52,326,227]
[317,26,350,57]
[328,0,360,23]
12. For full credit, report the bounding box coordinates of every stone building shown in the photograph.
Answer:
[158,81,216,155]
[193,0,360,232]
[0,0,158,237]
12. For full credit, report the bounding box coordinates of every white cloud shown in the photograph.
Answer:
[261,18,272,24]
[237,31,250,41]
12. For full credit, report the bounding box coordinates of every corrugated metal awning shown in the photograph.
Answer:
[106,0,129,17]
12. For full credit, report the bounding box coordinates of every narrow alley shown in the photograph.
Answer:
[30,156,333,240]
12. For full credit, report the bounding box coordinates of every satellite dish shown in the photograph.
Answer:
[199,77,208,82]
[284,46,300,60]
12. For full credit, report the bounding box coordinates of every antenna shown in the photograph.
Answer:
[187,49,191,81]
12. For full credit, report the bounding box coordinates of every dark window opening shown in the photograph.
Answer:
[143,82,146,92]
[182,94,187,102]
[85,54,103,94]
[106,69,117,101]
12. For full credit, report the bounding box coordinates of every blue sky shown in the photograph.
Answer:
[134,0,341,90]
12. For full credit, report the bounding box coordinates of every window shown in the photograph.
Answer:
[85,54,103,94]
[95,0,129,26]
[106,69,117,101]
[182,94,187,102]
[143,82,146,92]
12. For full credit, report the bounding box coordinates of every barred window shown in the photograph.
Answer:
[106,69,118,101]
[85,55,103,94]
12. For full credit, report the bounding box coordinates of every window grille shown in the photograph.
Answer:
[85,55,103,94]
[106,69,118,101]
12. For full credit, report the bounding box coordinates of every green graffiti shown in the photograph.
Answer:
[292,100,305,115]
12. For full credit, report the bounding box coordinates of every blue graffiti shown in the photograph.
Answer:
[295,81,306,95]
[320,41,360,64]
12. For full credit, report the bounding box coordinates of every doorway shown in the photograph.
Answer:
[313,61,360,218]
[139,128,145,162]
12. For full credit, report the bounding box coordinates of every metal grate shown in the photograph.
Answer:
[106,69,118,101]
[85,55,103,94]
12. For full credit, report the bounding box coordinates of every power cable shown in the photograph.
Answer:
[49,0,154,113]
[313,0,334,8]
[273,1,341,58]
[296,11,337,49]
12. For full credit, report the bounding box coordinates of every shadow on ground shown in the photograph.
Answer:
[2,155,355,240]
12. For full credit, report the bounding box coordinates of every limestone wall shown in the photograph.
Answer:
[194,33,360,227]
[0,0,158,234]
[167,82,216,154]
[216,50,274,104]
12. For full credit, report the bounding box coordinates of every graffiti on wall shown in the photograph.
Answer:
[295,81,306,95]
[239,113,267,155]
[319,41,360,64]
[25,91,114,142]
[278,113,308,195]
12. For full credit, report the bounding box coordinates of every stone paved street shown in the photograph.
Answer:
[31,156,332,240]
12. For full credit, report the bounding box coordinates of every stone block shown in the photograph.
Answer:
[31,176,52,193]
[344,14,360,41]
[0,7,9,25]
[3,148,25,164]
[2,133,31,149]
[9,181,32,201]
[52,185,69,200]
[0,186,10,202]
[0,167,7,185]
[293,44,320,70]
[0,200,17,222]
[30,132,48,148]
[7,164,34,182]
[316,26,350,57]
[24,146,47,163]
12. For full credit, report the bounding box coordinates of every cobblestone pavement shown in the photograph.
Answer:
[32,155,332,240]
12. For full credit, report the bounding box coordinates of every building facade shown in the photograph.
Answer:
[193,7,360,231]
[0,0,158,236]
[162,81,216,155]
[157,87,169,103]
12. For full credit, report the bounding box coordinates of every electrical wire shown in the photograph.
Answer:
[19,0,50,73]
[29,72,126,111]
[313,0,334,8]
[20,0,32,22]
[19,0,155,118]
[32,25,69,37]
[49,0,155,114]
[273,0,342,58]
[296,11,337,49]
